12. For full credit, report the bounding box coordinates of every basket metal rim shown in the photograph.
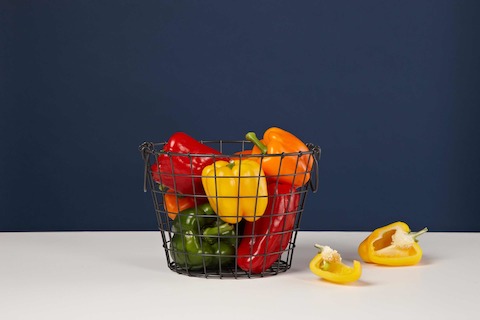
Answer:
[140,140,321,158]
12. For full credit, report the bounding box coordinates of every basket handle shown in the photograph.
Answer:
[307,144,321,193]
[139,142,155,192]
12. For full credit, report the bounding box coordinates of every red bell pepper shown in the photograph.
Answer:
[237,182,300,274]
[151,132,226,195]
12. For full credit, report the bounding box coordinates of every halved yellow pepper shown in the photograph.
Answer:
[358,221,428,266]
[201,160,268,224]
[309,244,362,284]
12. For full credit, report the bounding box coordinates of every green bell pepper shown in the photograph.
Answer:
[170,202,236,270]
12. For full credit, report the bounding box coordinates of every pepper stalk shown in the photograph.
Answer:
[246,132,268,154]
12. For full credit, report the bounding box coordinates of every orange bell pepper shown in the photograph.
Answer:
[230,150,253,161]
[246,127,313,187]
[163,189,197,220]
[358,221,428,266]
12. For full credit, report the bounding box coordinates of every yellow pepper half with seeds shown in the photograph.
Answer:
[358,221,428,266]
[309,244,362,284]
[201,160,268,224]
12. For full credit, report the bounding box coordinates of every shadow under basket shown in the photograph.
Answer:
[140,139,320,279]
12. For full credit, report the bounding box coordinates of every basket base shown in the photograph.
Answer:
[168,260,291,279]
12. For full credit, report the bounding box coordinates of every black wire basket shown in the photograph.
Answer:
[140,139,320,279]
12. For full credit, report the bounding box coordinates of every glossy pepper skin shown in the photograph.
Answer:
[163,189,205,220]
[170,202,236,270]
[358,221,428,266]
[237,182,300,274]
[201,160,268,224]
[151,132,226,195]
[309,245,362,284]
[246,127,313,187]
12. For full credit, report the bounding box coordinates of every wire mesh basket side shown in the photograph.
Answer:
[140,140,320,278]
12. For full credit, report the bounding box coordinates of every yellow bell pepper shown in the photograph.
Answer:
[201,160,268,224]
[358,221,428,266]
[309,244,362,284]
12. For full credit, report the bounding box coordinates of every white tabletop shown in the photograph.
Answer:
[1,231,478,320]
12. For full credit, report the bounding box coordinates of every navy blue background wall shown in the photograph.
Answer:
[1,1,479,232]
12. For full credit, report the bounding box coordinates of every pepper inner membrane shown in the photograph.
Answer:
[372,229,397,251]
[372,228,416,256]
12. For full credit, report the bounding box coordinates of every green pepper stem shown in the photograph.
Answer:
[411,227,428,241]
[226,160,235,169]
[245,132,267,154]
[203,223,234,237]
[321,261,331,271]
[314,245,331,271]
[203,223,235,245]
